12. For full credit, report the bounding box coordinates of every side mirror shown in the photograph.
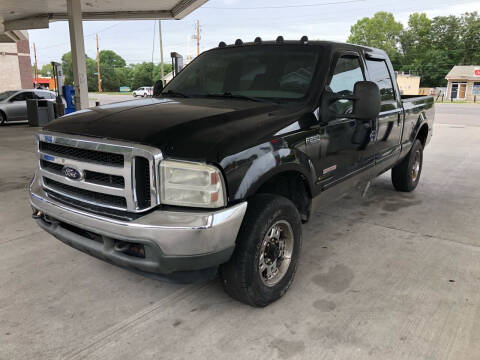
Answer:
[153,80,163,97]
[352,81,381,120]
[322,81,380,123]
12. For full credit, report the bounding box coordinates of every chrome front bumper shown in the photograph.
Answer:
[30,177,247,274]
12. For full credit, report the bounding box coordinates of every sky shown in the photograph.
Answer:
[29,0,480,67]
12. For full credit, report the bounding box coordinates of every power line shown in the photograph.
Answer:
[36,22,122,52]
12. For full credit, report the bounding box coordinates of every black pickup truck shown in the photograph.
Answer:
[30,38,434,307]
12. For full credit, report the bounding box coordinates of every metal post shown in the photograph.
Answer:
[33,42,38,88]
[196,20,200,56]
[159,20,165,85]
[96,34,102,92]
[67,0,89,110]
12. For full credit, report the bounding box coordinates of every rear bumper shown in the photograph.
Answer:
[30,179,247,275]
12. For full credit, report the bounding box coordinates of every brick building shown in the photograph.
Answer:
[0,32,32,92]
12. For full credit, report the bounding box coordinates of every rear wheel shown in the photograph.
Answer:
[219,194,302,307]
[392,139,423,192]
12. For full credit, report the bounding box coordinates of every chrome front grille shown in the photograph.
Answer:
[37,132,162,213]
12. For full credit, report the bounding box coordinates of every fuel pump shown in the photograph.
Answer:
[51,62,65,116]
[171,52,184,77]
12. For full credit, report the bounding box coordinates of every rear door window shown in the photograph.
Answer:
[366,59,397,111]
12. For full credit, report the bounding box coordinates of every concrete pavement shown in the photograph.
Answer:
[0,105,479,360]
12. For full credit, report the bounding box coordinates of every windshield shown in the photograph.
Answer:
[0,91,17,101]
[163,45,320,101]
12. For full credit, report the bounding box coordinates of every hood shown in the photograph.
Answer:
[45,97,304,161]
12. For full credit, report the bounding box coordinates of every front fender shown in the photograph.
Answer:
[220,141,315,202]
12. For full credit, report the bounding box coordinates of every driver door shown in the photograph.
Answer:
[6,91,32,120]
[316,52,376,189]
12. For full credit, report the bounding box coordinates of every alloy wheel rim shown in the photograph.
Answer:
[258,220,294,287]
[411,150,421,182]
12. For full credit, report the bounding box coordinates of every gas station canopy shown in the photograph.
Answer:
[0,0,208,110]
[1,0,207,31]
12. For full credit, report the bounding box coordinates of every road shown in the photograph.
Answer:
[0,104,479,360]
[88,92,134,107]
[435,103,480,127]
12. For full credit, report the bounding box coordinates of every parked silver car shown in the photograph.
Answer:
[0,89,58,125]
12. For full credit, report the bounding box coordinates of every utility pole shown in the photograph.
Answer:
[96,33,102,92]
[159,20,164,85]
[33,42,38,88]
[195,20,200,56]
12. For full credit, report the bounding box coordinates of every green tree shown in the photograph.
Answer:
[399,13,432,66]
[460,12,480,64]
[99,50,127,91]
[61,51,97,91]
[153,63,173,82]
[86,57,98,92]
[37,63,53,77]
[130,62,155,90]
[422,15,463,86]
[347,11,403,66]
[61,52,74,85]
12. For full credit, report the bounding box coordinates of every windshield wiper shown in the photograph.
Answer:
[160,90,190,98]
[205,92,267,103]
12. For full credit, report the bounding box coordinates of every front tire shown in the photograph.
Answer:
[392,139,423,192]
[0,111,6,125]
[219,194,302,307]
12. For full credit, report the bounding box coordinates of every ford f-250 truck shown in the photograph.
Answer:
[30,37,434,307]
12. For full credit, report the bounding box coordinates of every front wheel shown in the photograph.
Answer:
[0,112,6,125]
[219,194,302,307]
[391,139,423,192]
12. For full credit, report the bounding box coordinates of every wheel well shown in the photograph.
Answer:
[417,124,429,147]
[254,171,312,222]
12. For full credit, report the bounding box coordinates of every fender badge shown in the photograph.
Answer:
[323,165,337,175]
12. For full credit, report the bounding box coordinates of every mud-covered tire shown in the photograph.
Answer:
[392,139,423,192]
[219,194,302,307]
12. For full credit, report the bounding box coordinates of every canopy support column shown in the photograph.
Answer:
[67,0,89,110]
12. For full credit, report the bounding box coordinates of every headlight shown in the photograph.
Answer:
[159,160,226,208]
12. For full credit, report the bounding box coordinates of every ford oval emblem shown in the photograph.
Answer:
[62,166,83,181]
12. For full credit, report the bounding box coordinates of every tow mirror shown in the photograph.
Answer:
[352,81,381,120]
[153,80,163,97]
[322,81,380,122]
